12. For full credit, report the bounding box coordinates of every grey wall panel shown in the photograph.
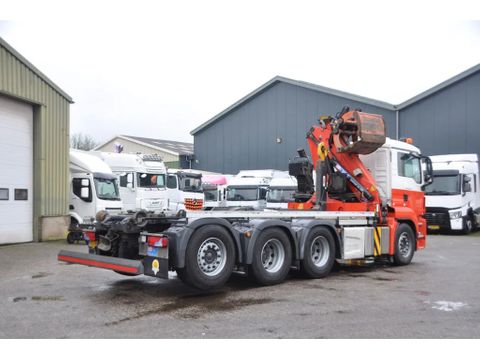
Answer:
[399,71,480,157]
[194,82,396,174]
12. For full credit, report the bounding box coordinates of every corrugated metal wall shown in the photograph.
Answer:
[399,71,480,157]
[0,42,71,227]
[194,82,396,174]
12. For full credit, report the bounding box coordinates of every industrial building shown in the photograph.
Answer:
[191,64,480,174]
[0,37,72,244]
[94,135,194,169]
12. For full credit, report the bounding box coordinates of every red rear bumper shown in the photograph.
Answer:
[58,250,144,275]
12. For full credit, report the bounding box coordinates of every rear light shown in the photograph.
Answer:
[147,235,168,248]
[83,231,95,242]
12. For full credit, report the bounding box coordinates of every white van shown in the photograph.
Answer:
[69,150,123,242]
[424,154,480,233]
[94,152,168,213]
[266,177,297,209]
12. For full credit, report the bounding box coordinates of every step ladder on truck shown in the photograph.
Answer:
[58,106,433,290]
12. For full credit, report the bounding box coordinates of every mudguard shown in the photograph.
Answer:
[293,219,340,260]
[245,219,298,264]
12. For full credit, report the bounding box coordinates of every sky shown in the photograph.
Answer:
[0,1,480,145]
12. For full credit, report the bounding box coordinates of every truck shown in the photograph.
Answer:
[266,177,297,209]
[166,169,204,211]
[94,152,169,213]
[424,154,480,233]
[202,174,229,209]
[59,107,433,291]
[68,150,123,243]
[225,170,289,210]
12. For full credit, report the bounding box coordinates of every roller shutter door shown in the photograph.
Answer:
[0,95,33,244]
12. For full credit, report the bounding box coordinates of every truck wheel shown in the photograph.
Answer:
[301,227,336,278]
[462,216,474,234]
[183,225,236,290]
[393,223,415,266]
[250,228,292,286]
[66,231,82,244]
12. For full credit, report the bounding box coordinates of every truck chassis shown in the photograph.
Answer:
[58,209,416,290]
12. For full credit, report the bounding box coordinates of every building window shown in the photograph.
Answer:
[14,189,28,201]
[0,188,8,200]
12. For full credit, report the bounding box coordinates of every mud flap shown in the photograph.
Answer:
[143,256,169,279]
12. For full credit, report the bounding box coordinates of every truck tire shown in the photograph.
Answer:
[462,216,474,234]
[250,228,292,286]
[301,227,336,278]
[393,223,415,266]
[182,225,236,290]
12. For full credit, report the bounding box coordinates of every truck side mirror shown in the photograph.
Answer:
[421,156,433,190]
[127,173,133,184]
[80,187,90,200]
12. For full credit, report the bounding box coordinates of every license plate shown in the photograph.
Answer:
[428,225,440,230]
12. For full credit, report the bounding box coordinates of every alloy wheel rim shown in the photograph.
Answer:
[197,237,227,276]
[261,238,285,273]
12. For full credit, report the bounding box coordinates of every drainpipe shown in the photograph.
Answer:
[395,109,399,140]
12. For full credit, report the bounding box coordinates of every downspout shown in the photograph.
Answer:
[395,108,399,140]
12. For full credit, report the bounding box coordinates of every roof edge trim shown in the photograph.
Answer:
[0,36,74,103]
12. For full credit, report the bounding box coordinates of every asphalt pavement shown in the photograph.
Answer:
[0,233,479,338]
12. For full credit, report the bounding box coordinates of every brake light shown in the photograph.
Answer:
[83,231,95,242]
[147,235,168,248]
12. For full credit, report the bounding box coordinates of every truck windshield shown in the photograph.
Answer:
[93,177,121,200]
[137,173,166,188]
[179,176,203,193]
[425,175,461,195]
[267,188,296,203]
[227,187,258,201]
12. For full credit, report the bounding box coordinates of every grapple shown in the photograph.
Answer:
[333,110,386,155]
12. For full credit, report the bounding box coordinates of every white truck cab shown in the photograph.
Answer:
[226,169,289,210]
[166,169,204,211]
[424,154,480,233]
[266,177,297,209]
[69,150,123,241]
[202,175,230,210]
[94,152,168,213]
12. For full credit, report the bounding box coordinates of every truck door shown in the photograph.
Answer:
[166,174,180,210]
[118,172,136,211]
[392,150,424,217]
[71,177,94,223]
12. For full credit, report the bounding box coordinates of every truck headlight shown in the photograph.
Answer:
[450,210,462,219]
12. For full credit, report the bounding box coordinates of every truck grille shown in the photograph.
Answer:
[424,208,450,226]
[185,198,203,211]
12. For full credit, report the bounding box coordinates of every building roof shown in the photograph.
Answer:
[396,63,480,109]
[94,135,194,156]
[0,36,73,103]
[191,64,480,135]
[190,75,396,135]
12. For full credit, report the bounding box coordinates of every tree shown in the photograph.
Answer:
[70,133,98,151]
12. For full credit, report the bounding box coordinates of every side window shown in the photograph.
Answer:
[119,172,134,188]
[167,175,177,189]
[119,174,128,187]
[398,153,421,184]
[72,178,83,198]
[259,187,268,200]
